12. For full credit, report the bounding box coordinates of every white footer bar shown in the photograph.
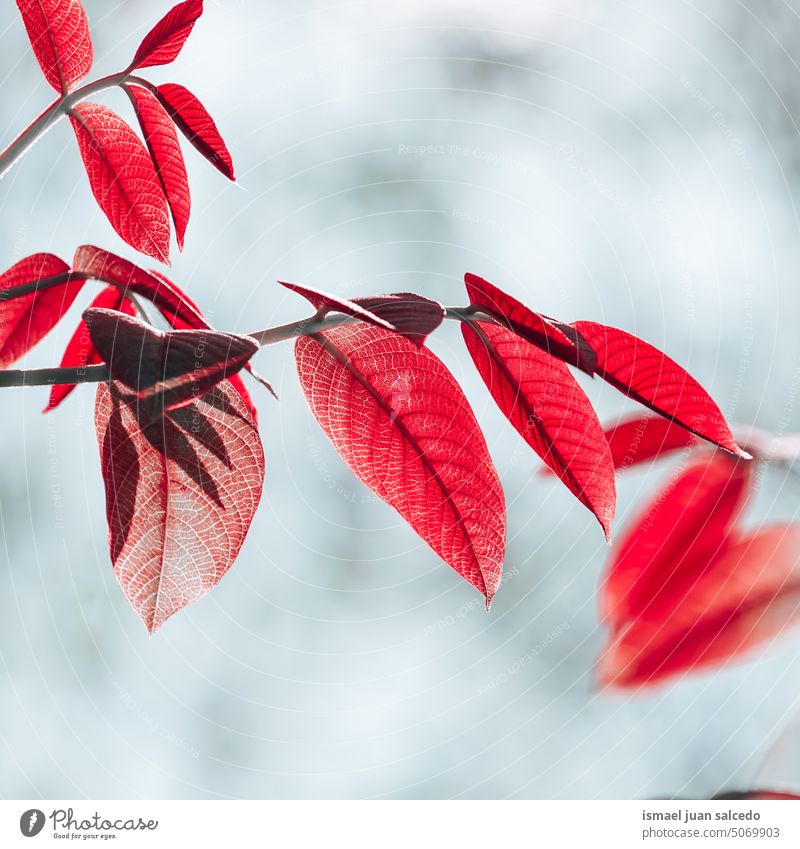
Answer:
[2,799,798,848]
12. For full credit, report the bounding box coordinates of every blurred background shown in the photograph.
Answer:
[1,0,800,799]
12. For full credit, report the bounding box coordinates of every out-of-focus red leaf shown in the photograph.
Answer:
[352,293,445,346]
[279,281,395,332]
[463,319,615,538]
[295,324,506,603]
[713,790,800,800]
[46,286,135,412]
[0,253,84,368]
[604,413,698,470]
[155,83,234,180]
[464,273,594,372]
[72,247,264,414]
[16,0,93,93]
[96,378,264,632]
[126,85,191,250]
[572,320,747,458]
[602,453,750,629]
[85,308,257,416]
[599,523,800,689]
[69,104,171,263]
[128,0,203,70]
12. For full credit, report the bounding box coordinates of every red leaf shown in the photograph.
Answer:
[72,246,204,329]
[69,104,171,263]
[0,253,84,368]
[352,293,445,346]
[572,320,748,458]
[126,85,191,250]
[155,83,234,180]
[713,791,800,801]
[46,286,135,412]
[279,281,395,331]
[463,319,615,538]
[601,453,750,630]
[16,0,93,94]
[129,0,203,70]
[295,324,506,602]
[85,308,257,416]
[146,269,265,415]
[464,273,594,372]
[599,523,800,688]
[604,413,698,470]
[71,247,264,415]
[96,378,264,632]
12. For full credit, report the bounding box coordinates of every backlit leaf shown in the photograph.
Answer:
[126,85,191,250]
[96,378,264,632]
[296,324,506,602]
[155,83,234,180]
[129,0,203,70]
[0,253,83,368]
[572,320,747,458]
[16,0,92,93]
[464,273,594,372]
[69,104,171,263]
[463,319,615,538]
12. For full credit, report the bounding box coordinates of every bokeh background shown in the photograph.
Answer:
[1,0,800,799]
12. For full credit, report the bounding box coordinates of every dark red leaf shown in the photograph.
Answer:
[129,0,203,70]
[463,319,615,538]
[601,452,750,630]
[126,85,191,250]
[69,104,171,263]
[0,253,84,368]
[96,378,264,632]
[352,293,445,346]
[145,269,265,414]
[464,273,594,372]
[72,247,264,414]
[46,286,135,412]
[155,83,234,180]
[16,0,93,93]
[572,320,748,458]
[599,523,800,688]
[604,413,698,470]
[295,324,506,602]
[85,308,257,416]
[279,280,395,332]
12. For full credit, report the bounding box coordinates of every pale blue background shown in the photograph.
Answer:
[1,0,799,798]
